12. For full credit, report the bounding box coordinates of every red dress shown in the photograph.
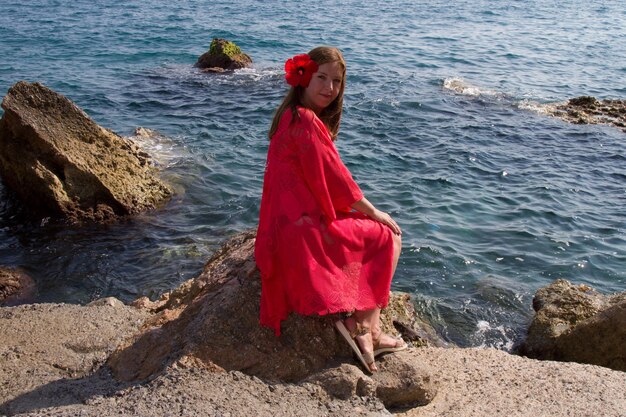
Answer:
[255,107,395,336]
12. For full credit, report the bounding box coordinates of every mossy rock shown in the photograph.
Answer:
[209,38,242,57]
[195,38,252,71]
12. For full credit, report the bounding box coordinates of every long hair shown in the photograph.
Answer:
[268,46,346,141]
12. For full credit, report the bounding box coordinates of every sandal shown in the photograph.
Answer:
[335,320,376,373]
[373,333,407,357]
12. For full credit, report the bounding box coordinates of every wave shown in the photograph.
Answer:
[442,77,502,98]
[147,63,283,87]
[515,99,563,116]
[126,127,189,169]
[472,320,516,351]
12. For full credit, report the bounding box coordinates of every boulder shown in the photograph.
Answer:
[0,267,36,306]
[109,230,440,408]
[519,279,626,371]
[373,351,437,409]
[195,38,252,71]
[0,81,171,223]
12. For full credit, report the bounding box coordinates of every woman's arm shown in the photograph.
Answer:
[351,197,402,235]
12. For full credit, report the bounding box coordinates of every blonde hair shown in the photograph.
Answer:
[268,46,346,141]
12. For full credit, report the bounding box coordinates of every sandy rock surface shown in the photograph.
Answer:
[0,301,149,415]
[1,300,625,416]
[400,347,626,417]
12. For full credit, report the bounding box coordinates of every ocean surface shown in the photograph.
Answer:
[0,0,624,350]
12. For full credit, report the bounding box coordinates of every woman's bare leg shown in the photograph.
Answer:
[391,230,402,275]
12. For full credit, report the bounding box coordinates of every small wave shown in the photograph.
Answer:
[473,320,515,351]
[442,77,501,97]
[148,63,282,87]
[515,98,562,115]
[233,66,283,81]
[127,127,188,169]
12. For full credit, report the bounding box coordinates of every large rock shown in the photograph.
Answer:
[0,81,171,223]
[195,38,252,71]
[109,231,440,407]
[519,279,626,371]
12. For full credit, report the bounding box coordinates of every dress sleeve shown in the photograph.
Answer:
[292,109,363,222]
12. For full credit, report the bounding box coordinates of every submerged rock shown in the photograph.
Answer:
[0,81,171,223]
[195,38,252,71]
[0,267,36,306]
[109,230,440,407]
[519,279,626,371]
[546,96,626,132]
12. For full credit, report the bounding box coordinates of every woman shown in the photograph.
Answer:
[255,46,406,372]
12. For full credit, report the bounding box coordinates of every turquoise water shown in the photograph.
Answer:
[0,0,624,349]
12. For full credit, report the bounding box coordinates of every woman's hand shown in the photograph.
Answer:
[369,209,402,235]
[352,197,402,235]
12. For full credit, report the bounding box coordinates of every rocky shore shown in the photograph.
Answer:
[0,80,624,416]
[1,232,625,416]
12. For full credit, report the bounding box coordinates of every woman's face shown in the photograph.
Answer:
[301,61,343,114]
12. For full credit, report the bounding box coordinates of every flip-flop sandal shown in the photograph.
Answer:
[373,336,407,357]
[334,320,375,373]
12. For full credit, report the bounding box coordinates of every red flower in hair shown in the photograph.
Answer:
[284,54,318,88]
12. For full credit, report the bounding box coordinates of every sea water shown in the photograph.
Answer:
[0,0,624,349]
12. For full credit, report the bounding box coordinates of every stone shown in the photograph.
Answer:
[0,267,36,306]
[373,351,438,409]
[518,279,626,371]
[0,81,171,223]
[87,297,125,308]
[109,231,439,388]
[304,364,365,400]
[195,38,252,71]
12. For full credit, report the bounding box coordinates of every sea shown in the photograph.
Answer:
[0,0,624,350]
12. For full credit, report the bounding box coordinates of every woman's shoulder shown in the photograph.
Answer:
[276,106,318,132]
[295,106,317,123]
[278,106,315,124]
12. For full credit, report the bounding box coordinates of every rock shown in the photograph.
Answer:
[200,67,226,73]
[546,96,626,132]
[195,38,252,71]
[132,127,159,139]
[381,293,448,348]
[0,267,36,306]
[87,297,125,308]
[305,364,372,400]
[307,353,439,409]
[567,96,599,107]
[0,81,171,223]
[373,351,438,409]
[518,279,626,371]
[109,230,438,388]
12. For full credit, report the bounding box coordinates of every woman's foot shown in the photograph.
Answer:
[372,331,407,356]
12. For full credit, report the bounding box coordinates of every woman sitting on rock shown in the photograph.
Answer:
[255,46,406,372]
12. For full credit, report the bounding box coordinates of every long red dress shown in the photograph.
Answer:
[255,106,395,336]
